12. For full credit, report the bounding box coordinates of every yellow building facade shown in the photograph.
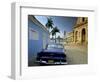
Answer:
[65,17,88,46]
[66,31,74,44]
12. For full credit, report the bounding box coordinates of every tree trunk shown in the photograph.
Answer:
[55,33,56,43]
[59,39,60,43]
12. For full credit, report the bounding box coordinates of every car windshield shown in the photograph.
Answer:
[47,44,63,49]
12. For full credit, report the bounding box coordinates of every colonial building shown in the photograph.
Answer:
[28,15,50,62]
[73,17,88,45]
[65,17,88,46]
[66,31,74,45]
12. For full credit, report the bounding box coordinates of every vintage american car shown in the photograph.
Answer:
[36,43,68,65]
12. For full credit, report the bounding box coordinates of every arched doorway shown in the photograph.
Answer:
[75,31,78,42]
[81,28,86,43]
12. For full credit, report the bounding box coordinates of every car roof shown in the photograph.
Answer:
[48,43,63,45]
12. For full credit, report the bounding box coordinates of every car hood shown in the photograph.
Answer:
[43,49,64,53]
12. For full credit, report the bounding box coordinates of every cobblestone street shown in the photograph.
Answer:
[64,45,88,65]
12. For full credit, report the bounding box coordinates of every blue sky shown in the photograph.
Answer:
[35,15,77,38]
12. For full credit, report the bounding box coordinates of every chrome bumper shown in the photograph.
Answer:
[36,60,68,65]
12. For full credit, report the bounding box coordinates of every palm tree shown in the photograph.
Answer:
[45,17,54,32]
[51,26,60,43]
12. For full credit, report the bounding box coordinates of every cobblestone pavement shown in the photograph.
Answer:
[64,45,88,65]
